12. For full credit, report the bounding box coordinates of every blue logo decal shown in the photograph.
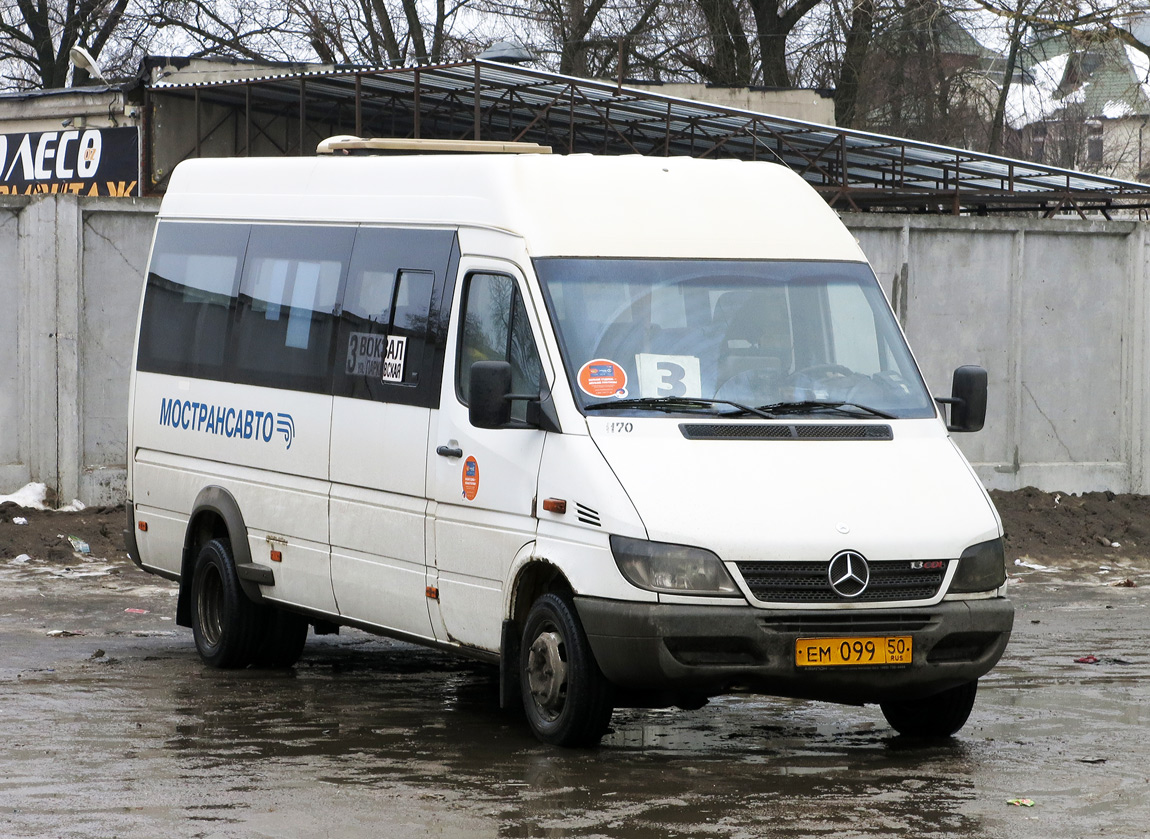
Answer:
[276,413,295,449]
[158,398,296,450]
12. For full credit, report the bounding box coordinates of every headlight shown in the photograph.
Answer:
[610,535,739,596]
[949,538,1006,593]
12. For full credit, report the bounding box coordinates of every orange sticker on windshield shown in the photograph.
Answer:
[462,456,480,501]
[578,359,628,399]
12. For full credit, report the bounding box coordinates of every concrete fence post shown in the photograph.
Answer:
[17,195,83,505]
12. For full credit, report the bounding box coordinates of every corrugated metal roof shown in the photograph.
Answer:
[147,59,1150,216]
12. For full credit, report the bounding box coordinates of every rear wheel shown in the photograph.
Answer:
[190,538,263,669]
[519,593,614,747]
[880,680,979,737]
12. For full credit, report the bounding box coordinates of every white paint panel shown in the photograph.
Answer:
[248,534,336,615]
[131,372,333,483]
[132,451,330,545]
[589,416,999,564]
[131,505,187,576]
[329,398,428,496]
[160,155,866,262]
[329,483,432,637]
[131,448,335,613]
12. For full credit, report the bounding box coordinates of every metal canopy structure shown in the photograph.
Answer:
[146,59,1150,217]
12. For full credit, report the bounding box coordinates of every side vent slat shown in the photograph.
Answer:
[575,502,601,527]
[680,423,893,441]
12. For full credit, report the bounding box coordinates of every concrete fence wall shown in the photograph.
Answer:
[1,195,159,505]
[1,194,1146,505]
[848,215,1147,495]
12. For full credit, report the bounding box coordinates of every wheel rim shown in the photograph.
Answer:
[195,563,224,649]
[526,628,568,721]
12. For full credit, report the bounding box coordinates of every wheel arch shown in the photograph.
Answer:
[176,486,261,626]
[499,551,575,710]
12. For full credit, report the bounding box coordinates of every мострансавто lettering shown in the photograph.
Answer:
[159,398,296,449]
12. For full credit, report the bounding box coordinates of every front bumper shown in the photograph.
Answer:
[575,596,1013,704]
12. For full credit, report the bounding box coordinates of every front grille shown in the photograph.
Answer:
[736,559,949,604]
[680,423,893,441]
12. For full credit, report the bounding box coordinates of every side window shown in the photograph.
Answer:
[458,272,542,423]
[231,225,353,392]
[334,228,451,404]
[137,222,249,379]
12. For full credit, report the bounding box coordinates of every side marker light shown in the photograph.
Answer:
[542,498,567,514]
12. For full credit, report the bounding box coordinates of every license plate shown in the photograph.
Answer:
[795,636,912,667]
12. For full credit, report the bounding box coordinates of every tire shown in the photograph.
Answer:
[880,680,979,738]
[519,593,614,747]
[190,538,263,669]
[251,608,309,669]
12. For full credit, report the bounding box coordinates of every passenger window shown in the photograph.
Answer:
[232,225,353,392]
[137,222,249,378]
[336,227,447,403]
[458,272,542,422]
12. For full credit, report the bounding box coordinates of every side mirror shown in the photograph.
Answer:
[469,361,513,428]
[940,365,987,432]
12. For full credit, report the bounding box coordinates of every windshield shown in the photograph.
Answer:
[534,259,936,419]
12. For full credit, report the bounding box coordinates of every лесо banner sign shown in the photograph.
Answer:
[1,126,140,196]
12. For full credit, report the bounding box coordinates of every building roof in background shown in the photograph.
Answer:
[139,58,1150,216]
[1011,35,1150,126]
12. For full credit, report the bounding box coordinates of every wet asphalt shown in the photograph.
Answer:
[2,551,1148,839]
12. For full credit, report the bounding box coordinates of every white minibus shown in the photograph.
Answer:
[125,140,1013,746]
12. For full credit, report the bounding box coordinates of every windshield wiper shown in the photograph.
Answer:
[585,396,775,419]
[754,400,896,419]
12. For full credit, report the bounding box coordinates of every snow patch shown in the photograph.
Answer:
[0,482,86,512]
[1006,54,1070,128]
[1,482,49,510]
[1104,100,1136,119]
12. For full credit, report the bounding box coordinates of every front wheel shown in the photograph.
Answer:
[880,680,979,737]
[519,593,614,747]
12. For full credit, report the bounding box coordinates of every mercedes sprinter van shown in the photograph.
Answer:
[125,140,1013,746]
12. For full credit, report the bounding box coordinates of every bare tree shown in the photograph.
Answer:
[1,0,134,89]
[748,0,823,87]
[835,0,876,126]
[676,0,753,85]
[473,0,668,78]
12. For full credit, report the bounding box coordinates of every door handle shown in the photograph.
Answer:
[436,445,463,458]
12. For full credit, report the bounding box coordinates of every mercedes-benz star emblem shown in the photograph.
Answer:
[827,551,870,598]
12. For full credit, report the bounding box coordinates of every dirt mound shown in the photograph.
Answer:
[991,487,1150,564]
[0,502,127,565]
